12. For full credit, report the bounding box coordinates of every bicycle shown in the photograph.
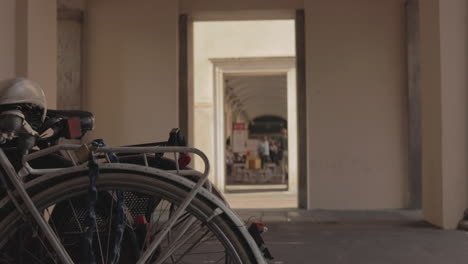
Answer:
[0,78,270,263]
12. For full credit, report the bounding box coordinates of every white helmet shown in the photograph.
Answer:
[0,78,47,120]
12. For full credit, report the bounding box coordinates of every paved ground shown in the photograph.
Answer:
[225,192,298,209]
[234,209,468,264]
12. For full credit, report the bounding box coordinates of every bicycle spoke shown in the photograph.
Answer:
[94,218,106,264]
[0,258,14,263]
[150,200,170,233]
[166,204,177,264]
[0,182,249,264]
[154,217,200,263]
[23,248,48,264]
[45,207,58,234]
[142,200,173,260]
[0,250,15,264]
[34,230,58,264]
[213,252,231,264]
[146,200,176,245]
[171,230,213,264]
[68,200,83,232]
[106,190,115,264]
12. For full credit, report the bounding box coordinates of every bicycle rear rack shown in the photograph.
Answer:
[16,143,213,263]
[21,144,208,176]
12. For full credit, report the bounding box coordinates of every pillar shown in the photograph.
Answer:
[0,0,16,79]
[13,0,57,108]
[420,0,468,228]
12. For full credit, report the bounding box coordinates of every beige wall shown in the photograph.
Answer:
[83,0,408,210]
[439,0,468,229]
[85,0,179,145]
[0,0,57,108]
[419,0,443,226]
[420,0,468,228]
[57,18,82,110]
[0,0,15,79]
[58,0,85,10]
[27,0,58,108]
[305,0,408,209]
[184,0,408,209]
[180,0,303,13]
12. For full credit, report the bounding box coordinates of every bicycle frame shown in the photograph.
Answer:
[0,143,267,264]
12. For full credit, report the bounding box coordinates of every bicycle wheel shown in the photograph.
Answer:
[0,171,256,263]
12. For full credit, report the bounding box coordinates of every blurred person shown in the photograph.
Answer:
[258,135,270,169]
[269,139,279,165]
[279,128,288,177]
[225,147,233,177]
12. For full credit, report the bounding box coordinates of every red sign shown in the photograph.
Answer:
[233,123,246,130]
[232,123,247,152]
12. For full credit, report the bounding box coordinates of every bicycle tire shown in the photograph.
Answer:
[0,171,257,263]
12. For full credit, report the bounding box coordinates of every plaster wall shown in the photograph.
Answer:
[84,0,408,210]
[180,0,303,13]
[420,0,468,228]
[27,0,58,108]
[57,0,86,110]
[58,0,85,10]
[419,0,443,226]
[57,19,82,110]
[305,0,408,209]
[0,0,57,108]
[0,0,15,79]
[439,0,468,229]
[193,21,295,102]
[85,0,179,145]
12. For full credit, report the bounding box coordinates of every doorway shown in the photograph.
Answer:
[189,18,299,208]
[224,74,289,192]
[216,58,298,197]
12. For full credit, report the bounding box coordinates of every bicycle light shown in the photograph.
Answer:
[178,153,191,169]
[66,117,82,139]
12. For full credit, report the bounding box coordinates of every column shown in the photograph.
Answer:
[420,0,468,228]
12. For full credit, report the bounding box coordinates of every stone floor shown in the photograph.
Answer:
[234,209,468,264]
[225,192,298,209]
[226,163,286,185]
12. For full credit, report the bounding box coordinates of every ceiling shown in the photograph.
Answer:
[224,74,287,121]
